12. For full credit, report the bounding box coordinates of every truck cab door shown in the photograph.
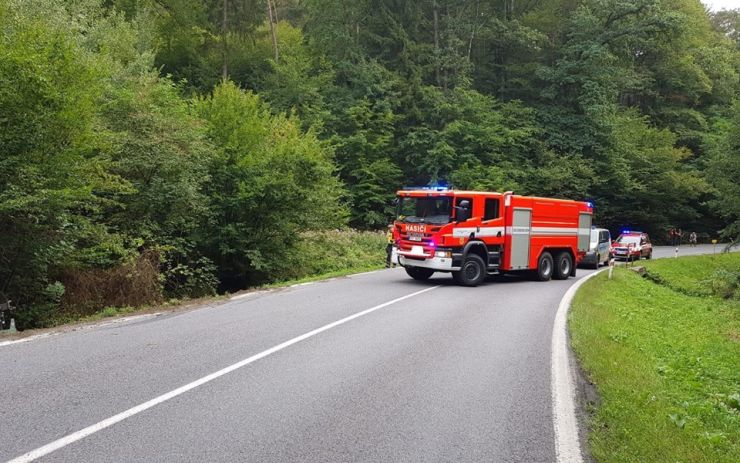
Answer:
[451,197,477,242]
[479,196,504,268]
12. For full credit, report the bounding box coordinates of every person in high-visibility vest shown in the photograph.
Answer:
[385,224,394,268]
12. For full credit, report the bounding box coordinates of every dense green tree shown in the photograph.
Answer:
[0,0,124,320]
[706,101,740,242]
[99,70,220,296]
[195,81,346,288]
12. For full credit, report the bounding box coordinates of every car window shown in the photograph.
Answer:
[483,198,500,221]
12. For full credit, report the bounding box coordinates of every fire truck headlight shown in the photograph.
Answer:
[435,250,452,258]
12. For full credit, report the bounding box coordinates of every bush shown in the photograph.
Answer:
[59,250,163,317]
[162,255,219,299]
[276,229,386,281]
[704,269,739,299]
[195,81,347,289]
[14,282,66,330]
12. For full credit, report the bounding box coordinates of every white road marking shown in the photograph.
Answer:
[91,313,160,328]
[348,269,386,277]
[229,292,258,300]
[551,269,604,463]
[7,285,440,463]
[0,314,160,348]
[0,332,56,348]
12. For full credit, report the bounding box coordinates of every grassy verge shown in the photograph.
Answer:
[641,253,740,299]
[570,253,739,463]
[275,229,386,282]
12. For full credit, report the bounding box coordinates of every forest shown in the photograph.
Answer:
[1,0,738,328]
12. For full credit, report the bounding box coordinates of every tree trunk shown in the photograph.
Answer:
[222,0,228,79]
[468,0,480,61]
[433,0,440,86]
[443,4,450,89]
[267,0,279,62]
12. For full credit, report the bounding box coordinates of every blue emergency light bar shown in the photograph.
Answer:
[402,183,451,191]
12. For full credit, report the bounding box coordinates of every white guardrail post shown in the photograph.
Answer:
[608,258,614,279]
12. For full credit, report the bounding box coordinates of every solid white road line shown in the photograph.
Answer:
[7,285,440,463]
[551,269,605,463]
[0,332,56,348]
[229,292,256,300]
[0,314,160,348]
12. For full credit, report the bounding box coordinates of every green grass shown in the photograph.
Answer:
[570,253,739,463]
[277,229,387,281]
[641,253,740,299]
[256,229,386,288]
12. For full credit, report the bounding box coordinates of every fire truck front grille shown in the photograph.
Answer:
[398,239,435,250]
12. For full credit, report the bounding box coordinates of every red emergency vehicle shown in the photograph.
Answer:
[393,189,593,286]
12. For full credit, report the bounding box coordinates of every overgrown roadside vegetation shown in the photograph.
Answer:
[9,230,385,331]
[570,253,739,463]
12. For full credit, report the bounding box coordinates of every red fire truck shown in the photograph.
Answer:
[393,189,593,286]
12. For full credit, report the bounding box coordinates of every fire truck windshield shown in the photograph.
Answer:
[396,196,452,224]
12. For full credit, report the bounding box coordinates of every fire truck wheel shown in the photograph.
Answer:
[536,252,554,281]
[553,252,573,280]
[453,254,486,287]
[405,266,435,281]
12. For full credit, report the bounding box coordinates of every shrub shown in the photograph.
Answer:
[704,269,739,299]
[276,229,386,281]
[162,256,219,299]
[59,250,163,317]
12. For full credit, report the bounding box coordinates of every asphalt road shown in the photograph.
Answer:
[0,244,724,462]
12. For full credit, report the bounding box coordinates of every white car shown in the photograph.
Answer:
[581,228,611,269]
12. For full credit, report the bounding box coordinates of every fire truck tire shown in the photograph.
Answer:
[536,252,554,281]
[405,266,435,281]
[553,252,572,280]
[453,254,486,287]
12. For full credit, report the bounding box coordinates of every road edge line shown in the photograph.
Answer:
[0,314,161,349]
[6,284,440,463]
[551,269,605,463]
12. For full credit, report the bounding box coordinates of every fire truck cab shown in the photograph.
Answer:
[393,189,593,286]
